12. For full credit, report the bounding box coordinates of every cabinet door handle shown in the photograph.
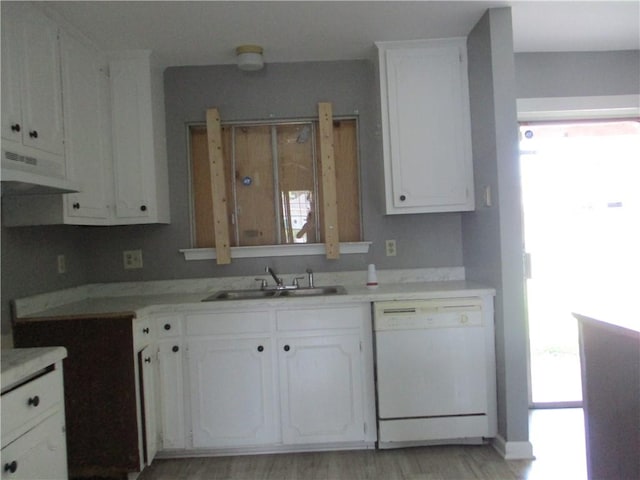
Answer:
[29,130,38,139]
[144,357,151,363]
[10,123,20,132]
[27,395,40,407]
[164,323,171,330]
[172,345,179,353]
[399,195,406,201]
[4,461,17,473]
[140,205,147,212]
[257,345,264,352]
[283,345,290,352]
[72,202,80,209]
[143,327,150,334]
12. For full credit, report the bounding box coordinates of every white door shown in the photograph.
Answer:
[187,337,278,447]
[157,340,185,450]
[521,119,640,405]
[278,334,365,444]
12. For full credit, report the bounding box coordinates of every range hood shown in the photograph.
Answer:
[1,150,79,196]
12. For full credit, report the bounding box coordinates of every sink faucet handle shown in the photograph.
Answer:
[292,276,305,288]
[305,268,314,288]
[255,278,268,289]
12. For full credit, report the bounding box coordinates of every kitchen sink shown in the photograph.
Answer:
[202,285,346,302]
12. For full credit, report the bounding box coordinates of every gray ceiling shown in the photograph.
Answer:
[40,1,640,68]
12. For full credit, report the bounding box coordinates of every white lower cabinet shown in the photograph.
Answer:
[278,334,364,444]
[188,337,278,448]
[0,414,67,480]
[153,302,375,454]
[1,355,67,480]
[157,340,185,450]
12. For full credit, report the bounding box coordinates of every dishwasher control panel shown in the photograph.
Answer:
[373,298,482,331]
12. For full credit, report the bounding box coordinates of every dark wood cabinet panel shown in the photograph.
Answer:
[13,315,140,479]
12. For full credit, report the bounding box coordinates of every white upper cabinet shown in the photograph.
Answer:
[377,38,474,214]
[110,51,170,224]
[1,2,65,175]
[60,30,111,222]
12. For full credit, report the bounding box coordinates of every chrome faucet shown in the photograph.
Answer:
[306,268,314,288]
[265,266,283,287]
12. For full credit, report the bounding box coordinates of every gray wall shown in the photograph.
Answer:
[78,60,463,285]
[1,59,466,334]
[0,225,88,334]
[464,8,529,445]
[515,50,640,98]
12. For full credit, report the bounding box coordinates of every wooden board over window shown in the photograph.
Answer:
[189,116,361,252]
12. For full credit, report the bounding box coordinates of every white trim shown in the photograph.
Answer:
[517,95,640,121]
[492,434,535,460]
[180,241,371,261]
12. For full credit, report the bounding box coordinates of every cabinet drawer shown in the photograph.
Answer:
[133,317,153,348]
[1,369,63,446]
[156,315,182,338]
[277,305,364,331]
[0,410,67,480]
[185,310,271,336]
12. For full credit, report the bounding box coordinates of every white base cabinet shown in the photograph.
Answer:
[188,336,278,448]
[1,354,67,480]
[153,302,376,454]
[377,38,474,214]
[278,334,364,445]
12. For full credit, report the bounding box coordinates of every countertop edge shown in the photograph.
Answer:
[1,346,68,393]
[14,281,496,321]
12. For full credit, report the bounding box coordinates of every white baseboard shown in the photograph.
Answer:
[492,434,535,460]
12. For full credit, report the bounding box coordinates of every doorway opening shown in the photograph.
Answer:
[520,118,640,407]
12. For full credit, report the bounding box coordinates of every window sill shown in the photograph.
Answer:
[180,242,371,261]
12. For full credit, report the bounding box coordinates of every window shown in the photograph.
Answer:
[189,118,361,250]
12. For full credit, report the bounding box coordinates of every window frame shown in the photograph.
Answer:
[181,115,371,261]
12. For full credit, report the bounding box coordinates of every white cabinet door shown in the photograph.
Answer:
[1,3,65,174]
[1,6,23,146]
[188,337,278,448]
[378,39,474,214]
[0,413,67,480]
[157,340,185,450]
[20,9,65,158]
[60,31,110,222]
[278,334,365,444]
[139,346,158,465]
[110,52,170,224]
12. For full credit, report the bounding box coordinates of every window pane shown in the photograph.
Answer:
[277,124,316,244]
[234,125,276,246]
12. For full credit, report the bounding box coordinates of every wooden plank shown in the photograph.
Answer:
[317,102,340,259]
[206,108,231,264]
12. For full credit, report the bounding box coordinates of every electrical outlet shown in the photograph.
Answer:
[385,239,397,257]
[123,250,143,270]
[57,254,66,274]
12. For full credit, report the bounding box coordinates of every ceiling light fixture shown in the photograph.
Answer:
[236,44,264,71]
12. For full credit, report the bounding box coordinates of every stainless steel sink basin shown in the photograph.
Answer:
[202,286,346,302]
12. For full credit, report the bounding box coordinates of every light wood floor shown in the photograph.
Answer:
[139,409,586,480]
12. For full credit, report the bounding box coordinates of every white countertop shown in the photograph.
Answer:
[12,269,495,322]
[1,347,67,393]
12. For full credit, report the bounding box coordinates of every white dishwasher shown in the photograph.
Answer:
[374,297,497,448]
